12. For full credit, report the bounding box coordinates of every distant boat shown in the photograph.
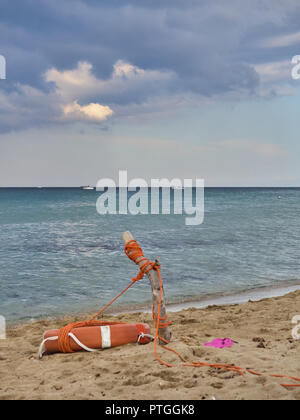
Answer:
[82,186,95,190]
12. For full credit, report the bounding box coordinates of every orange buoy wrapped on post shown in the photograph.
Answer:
[39,322,152,358]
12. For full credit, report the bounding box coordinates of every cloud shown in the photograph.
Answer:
[259,31,300,48]
[1,0,300,131]
[252,60,299,97]
[45,62,97,102]
[62,101,113,122]
[1,1,263,96]
[254,60,291,83]
[0,61,116,131]
[45,60,176,105]
[0,59,176,131]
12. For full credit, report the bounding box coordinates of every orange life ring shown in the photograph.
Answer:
[39,322,152,358]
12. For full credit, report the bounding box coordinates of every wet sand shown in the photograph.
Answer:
[0,290,300,400]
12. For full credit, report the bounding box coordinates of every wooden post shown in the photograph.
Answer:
[122,231,172,345]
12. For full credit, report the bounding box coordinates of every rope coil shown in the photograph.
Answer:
[124,239,157,282]
[58,321,123,354]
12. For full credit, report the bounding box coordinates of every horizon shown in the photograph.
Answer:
[1,186,299,189]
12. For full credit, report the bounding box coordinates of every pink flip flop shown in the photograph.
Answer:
[204,338,235,349]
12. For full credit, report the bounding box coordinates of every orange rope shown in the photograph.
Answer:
[56,240,156,353]
[57,238,300,389]
[58,320,123,353]
[124,239,300,389]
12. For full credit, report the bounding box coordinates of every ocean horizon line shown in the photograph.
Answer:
[1,186,300,189]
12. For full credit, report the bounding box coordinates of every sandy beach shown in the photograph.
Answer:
[1,290,299,401]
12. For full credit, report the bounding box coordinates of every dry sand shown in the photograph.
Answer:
[1,291,300,400]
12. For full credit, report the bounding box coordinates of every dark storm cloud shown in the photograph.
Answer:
[0,0,260,88]
[1,0,300,131]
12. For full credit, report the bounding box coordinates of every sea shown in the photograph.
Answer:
[0,187,300,322]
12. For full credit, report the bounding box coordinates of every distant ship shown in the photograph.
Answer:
[82,186,95,190]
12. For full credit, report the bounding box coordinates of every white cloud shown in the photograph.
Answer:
[259,31,300,48]
[45,62,98,102]
[253,60,298,98]
[45,60,175,103]
[254,60,291,83]
[0,59,178,131]
[0,59,179,131]
[113,60,145,78]
[63,101,114,122]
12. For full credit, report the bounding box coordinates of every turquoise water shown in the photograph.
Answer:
[0,188,300,321]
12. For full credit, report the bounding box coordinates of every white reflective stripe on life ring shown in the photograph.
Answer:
[100,326,111,349]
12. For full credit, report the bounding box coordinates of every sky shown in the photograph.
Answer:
[1,0,300,187]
